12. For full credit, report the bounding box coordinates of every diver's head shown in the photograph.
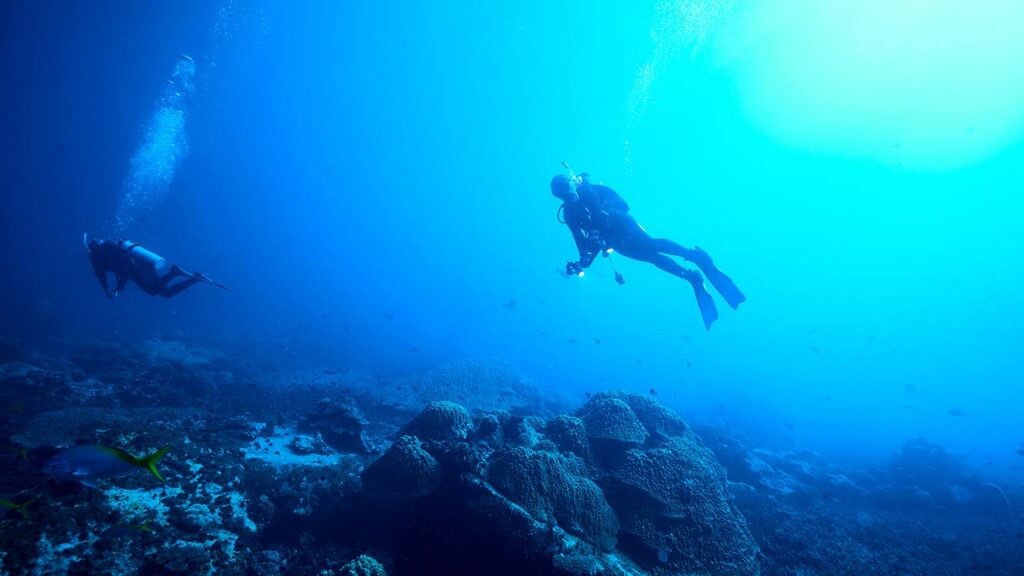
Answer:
[550,174,577,202]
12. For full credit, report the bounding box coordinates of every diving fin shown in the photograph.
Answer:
[690,280,719,331]
[689,247,745,310]
[192,272,233,293]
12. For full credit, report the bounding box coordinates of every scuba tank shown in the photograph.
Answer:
[116,240,168,273]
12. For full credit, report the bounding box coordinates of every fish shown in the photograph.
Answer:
[42,445,169,488]
[2,445,28,461]
[102,521,153,540]
[1016,448,1024,457]
[0,499,32,518]
[502,299,518,310]
[947,408,969,418]
[649,388,658,396]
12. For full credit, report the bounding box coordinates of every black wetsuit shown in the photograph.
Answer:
[561,181,702,282]
[89,240,201,298]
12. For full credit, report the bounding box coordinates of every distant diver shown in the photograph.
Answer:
[84,234,231,299]
[551,165,744,330]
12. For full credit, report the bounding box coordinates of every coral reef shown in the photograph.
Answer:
[360,436,441,500]
[337,554,387,576]
[398,401,473,442]
[488,446,619,551]
[385,358,549,415]
[576,396,648,446]
[1,344,1022,576]
[298,398,371,454]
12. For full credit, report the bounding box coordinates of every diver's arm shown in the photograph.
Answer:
[114,275,128,294]
[92,264,112,297]
[566,225,597,268]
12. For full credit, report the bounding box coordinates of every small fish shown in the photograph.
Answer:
[1016,448,1024,457]
[410,346,421,353]
[2,445,28,461]
[947,408,969,418]
[810,346,821,355]
[566,338,577,344]
[593,339,601,345]
[864,336,875,346]
[502,299,518,310]
[584,391,592,398]
[42,445,169,488]
[649,388,658,396]
[0,498,32,518]
[382,313,394,320]
[904,384,917,393]
[102,521,153,540]
[783,422,795,430]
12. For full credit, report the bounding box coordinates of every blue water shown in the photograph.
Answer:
[2,0,1023,488]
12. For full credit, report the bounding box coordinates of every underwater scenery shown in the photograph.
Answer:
[3,1,1024,574]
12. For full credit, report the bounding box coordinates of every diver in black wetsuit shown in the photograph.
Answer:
[551,172,744,330]
[85,236,230,299]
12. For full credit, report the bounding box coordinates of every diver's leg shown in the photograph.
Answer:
[616,245,719,330]
[651,239,746,310]
[159,277,203,298]
[649,238,696,258]
[153,266,196,298]
[154,266,188,290]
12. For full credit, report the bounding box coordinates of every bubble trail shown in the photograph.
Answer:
[113,56,196,235]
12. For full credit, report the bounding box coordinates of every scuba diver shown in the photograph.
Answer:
[551,167,744,330]
[84,235,230,299]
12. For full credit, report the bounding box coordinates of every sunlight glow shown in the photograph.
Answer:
[734,0,1024,170]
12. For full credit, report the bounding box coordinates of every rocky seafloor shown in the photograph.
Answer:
[0,339,1022,575]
